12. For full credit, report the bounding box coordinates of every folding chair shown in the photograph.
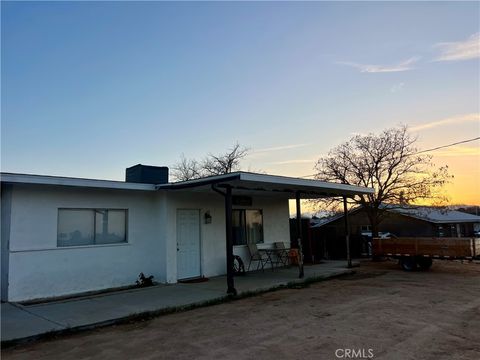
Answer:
[247,243,269,271]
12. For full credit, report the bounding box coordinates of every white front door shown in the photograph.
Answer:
[176,209,201,280]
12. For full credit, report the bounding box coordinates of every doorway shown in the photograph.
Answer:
[176,209,201,280]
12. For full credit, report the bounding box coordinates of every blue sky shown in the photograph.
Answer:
[1,1,479,202]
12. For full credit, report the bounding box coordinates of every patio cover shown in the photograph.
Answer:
[158,172,374,295]
[156,171,373,199]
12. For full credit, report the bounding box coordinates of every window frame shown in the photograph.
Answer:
[57,208,129,248]
[232,209,264,246]
[360,225,372,232]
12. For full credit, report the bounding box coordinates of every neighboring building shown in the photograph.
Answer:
[0,165,372,302]
[309,206,480,260]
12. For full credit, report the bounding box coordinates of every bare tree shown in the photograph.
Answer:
[202,143,249,176]
[171,154,203,181]
[171,143,249,181]
[313,126,452,237]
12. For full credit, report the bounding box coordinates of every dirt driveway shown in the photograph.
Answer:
[3,260,480,360]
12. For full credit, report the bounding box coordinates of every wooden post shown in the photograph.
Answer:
[343,196,352,268]
[296,191,304,278]
[225,186,237,295]
[308,225,314,264]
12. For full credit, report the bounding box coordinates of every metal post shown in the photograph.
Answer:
[225,185,237,295]
[296,191,304,278]
[343,196,352,268]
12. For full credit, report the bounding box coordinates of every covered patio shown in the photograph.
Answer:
[158,172,374,295]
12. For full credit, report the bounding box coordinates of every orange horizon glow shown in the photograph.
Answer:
[433,153,480,206]
[286,146,480,215]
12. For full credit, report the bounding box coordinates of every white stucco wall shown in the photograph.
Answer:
[5,185,290,302]
[7,185,165,302]
[163,192,226,282]
[232,196,291,268]
[164,192,290,279]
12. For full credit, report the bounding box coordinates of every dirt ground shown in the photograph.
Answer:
[2,260,480,360]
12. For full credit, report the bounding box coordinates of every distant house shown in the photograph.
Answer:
[307,206,480,260]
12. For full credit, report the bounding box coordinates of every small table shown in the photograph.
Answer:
[257,248,289,270]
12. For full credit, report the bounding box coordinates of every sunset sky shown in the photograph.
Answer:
[2,2,479,205]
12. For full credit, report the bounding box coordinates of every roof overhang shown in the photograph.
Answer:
[156,172,374,199]
[0,173,156,191]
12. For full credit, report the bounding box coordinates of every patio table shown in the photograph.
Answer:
[257,248,287,270]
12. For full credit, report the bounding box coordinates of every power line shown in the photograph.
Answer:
[414,136,479,155]
[298,136,480,179]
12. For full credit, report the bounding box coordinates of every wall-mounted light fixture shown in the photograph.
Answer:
[204,211,212,224]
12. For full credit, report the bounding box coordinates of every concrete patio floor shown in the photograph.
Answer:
[1,261,354,345]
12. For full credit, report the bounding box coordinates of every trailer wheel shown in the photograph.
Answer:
[399,257,417,271]
[417,257,433,271]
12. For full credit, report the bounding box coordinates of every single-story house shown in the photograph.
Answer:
[308,205,480,259]
[0,165,373,302]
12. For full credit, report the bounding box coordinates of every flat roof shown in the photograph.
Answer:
[0,173,156,191]
[1,171,374,198]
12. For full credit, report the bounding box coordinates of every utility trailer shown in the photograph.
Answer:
[372,237,480,271]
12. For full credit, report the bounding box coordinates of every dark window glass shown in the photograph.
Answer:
[233,210,247,246]
[232,209,263,246]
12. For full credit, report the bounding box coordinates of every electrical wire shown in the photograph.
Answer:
[298,136,480,179]
[413,137,479,155]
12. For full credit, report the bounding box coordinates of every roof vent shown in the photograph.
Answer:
[126,165,169,184]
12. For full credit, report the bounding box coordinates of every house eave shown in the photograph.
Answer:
[0,173,156,191]
[157,172,374,199]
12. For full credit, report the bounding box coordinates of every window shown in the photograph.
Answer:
[360,225,372,232]
[232,209,263,246]
[57,209,127,247]
[437,225,444,237]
